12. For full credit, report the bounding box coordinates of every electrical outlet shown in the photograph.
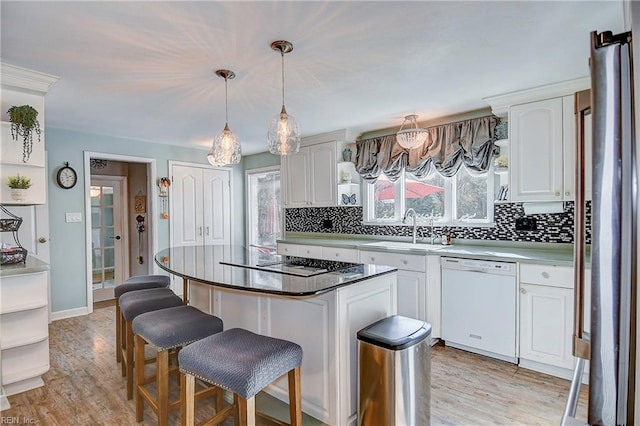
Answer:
[322,219,333,229]
[65,212,82,223]
[515,217,537,231]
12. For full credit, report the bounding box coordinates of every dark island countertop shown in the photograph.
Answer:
[155,245,396,297]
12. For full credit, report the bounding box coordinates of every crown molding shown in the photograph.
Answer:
[1,63,60,95]
[300,129,357,147]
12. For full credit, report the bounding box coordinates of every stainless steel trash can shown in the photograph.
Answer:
[357,315,431,426]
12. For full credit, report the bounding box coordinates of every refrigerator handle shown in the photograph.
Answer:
[572,89,591,361]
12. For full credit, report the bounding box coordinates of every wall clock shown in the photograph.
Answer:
[56,162,77,189]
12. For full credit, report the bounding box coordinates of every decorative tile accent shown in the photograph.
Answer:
[284,201,591,244]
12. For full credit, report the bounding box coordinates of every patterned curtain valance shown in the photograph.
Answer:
[355,115,500,182]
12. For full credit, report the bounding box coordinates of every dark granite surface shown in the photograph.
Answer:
[155,245,396,297]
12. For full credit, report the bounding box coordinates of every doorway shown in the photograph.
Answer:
[83,152,157,312]
[90,176,128,302]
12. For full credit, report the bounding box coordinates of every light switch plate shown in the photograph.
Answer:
[65,212,82,223]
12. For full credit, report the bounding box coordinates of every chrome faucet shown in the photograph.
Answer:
[402,208,418,244]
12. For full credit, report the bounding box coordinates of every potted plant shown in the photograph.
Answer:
[7,105,41,163]
[6,174,32,201]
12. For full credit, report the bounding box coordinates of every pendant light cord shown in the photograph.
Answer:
[281,51,286,108]
[225,76,229,125]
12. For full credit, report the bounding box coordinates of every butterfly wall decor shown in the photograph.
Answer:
[342,193,357,205]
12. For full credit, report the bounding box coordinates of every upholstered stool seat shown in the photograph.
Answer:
[179,328,303,426]
[119,288,183,400]
[133,305,224,426]
[115,275,171,364]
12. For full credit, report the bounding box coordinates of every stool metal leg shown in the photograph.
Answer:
[288,366,302,426]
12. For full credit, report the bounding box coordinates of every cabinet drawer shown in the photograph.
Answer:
[297,245,323,259]
[520,264,573,289]
[277,243,298,256]
[359,250,426,272]
[321,247,359,263]
[1,271,48,313]
[1,306,49,349]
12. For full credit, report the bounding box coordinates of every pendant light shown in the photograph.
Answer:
[267,40,300,155]
[396,114,428,150]
[207,69,241,166]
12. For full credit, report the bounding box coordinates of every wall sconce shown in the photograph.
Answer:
[158,177,171,219]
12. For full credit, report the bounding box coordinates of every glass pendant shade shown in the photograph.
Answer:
[208,69,241,166]
[396,114,428,149]
[267,105,300,155]
[208,124,241,166]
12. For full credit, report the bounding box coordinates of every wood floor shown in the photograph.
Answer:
[2,304,588,425]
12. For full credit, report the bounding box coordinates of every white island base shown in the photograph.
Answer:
[190,272,397,426]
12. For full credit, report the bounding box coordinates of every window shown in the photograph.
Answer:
[364,165,494,225]
[246,166,282,250]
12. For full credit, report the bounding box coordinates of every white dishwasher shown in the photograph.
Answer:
[441,257,517,363]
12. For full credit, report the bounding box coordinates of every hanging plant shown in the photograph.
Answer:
[7,105,41,163]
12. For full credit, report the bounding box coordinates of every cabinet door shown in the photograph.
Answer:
[309,143,336,206]
[171,165,204,246]
[397,269,427,321]
[202,168,231,245]
[282,149,309,207]
[509,98,564,201]
[519,283,574,369]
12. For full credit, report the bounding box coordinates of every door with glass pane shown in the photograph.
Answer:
[91,177,127,302]
[246,167,281,251]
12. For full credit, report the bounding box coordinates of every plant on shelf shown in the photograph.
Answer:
[6,174,32,202]
[7,105,42,163]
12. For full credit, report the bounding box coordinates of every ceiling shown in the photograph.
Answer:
[0,1,625,156]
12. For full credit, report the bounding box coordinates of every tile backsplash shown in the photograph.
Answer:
[285,201,590,244]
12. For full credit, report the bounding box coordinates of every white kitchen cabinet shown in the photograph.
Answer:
[518,263,575,374]
[1,270,50,400]
[171,164,231,247]
[277,242,358,263]
[282,141,337,207]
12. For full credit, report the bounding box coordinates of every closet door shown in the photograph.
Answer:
[172,165,204,246]
[202,168,231,245]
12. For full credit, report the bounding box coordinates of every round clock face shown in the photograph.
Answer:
[57,166,77,189]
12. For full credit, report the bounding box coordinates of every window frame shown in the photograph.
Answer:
[362,166,495,226]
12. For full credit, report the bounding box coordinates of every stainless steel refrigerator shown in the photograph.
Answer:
[563,30,636,426]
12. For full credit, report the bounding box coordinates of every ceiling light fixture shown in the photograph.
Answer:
[396,114,428,150]
[207,69,241,166]
[267,40,300,155]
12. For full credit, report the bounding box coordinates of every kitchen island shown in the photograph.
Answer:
[155,245,397,426]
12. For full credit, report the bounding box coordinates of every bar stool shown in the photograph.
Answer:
[133,305,224,426]
[120,288,183,400]
[178,328,303,426]
[115,275,171,364]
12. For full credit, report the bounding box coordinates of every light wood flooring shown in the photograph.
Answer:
[2,303,588,425]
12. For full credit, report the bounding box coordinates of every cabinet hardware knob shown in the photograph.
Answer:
[206,226,210,236]
[335,253,340,257]
[38,237,48,243]
[542,272,549,279]
[403,260,408,265]
[565,191,570,196]
[199,227,203,236]
[520,288,527,294]
[555,191,560,196]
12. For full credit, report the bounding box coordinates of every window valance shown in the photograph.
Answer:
[355,115,500,182]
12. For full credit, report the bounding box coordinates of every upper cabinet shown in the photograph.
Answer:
[485,78,591,203]
[0,64,59,205]
[281,129,356,207]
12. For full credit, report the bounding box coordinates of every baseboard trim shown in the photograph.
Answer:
[51,307,89,321]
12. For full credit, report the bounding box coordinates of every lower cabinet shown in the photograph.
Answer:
[0,270,50,402]
[277,242,359,263]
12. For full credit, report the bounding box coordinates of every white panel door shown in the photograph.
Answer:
[309,143,336,206]
[172,165,204,246]
[510,97,564,201]
[202,168,230,245]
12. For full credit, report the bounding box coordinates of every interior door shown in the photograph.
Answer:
[90,177,127,302]
[171,165,204,246]
[203,168,231,245]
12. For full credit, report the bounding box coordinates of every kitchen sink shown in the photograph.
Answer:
[361,241,445,252]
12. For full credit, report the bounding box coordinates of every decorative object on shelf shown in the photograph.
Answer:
[134,192,146,213]
[0,205,27,265]
[158,177,171,219]
[267,40,300,155]
[208,69,241,166]
[396,114,428,149]
[495,121,508,140]
[90,158,108,170]
[7,105,41,163]
[6,174,32,201]
[340,170,352,183]
[495,156,509,171]
[342,147,353,162]
[341,193,357,205]
[56,162,77,189]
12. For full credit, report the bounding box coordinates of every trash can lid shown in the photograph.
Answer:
[357,315,432,351]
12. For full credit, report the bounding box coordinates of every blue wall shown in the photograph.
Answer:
[46,128,246,314]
